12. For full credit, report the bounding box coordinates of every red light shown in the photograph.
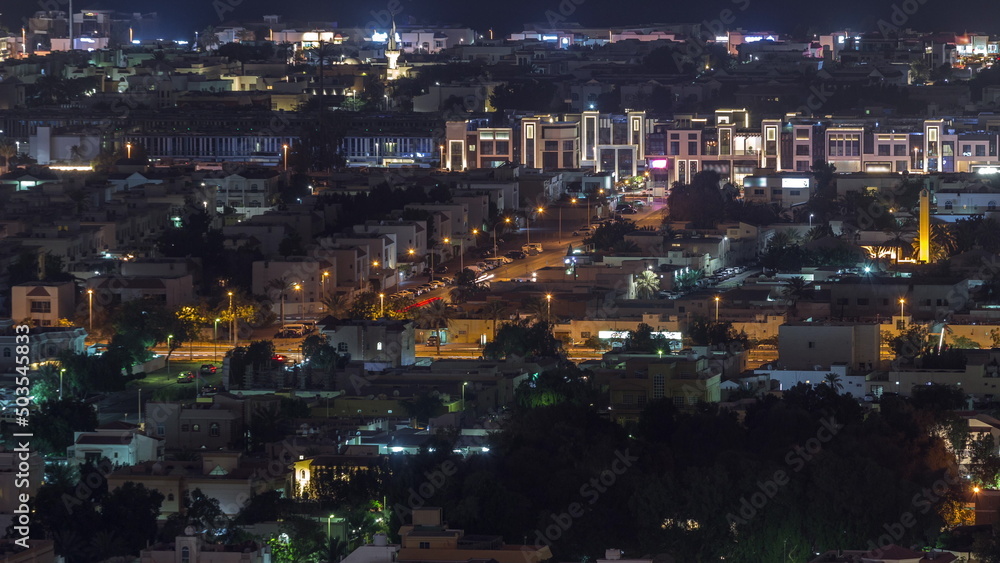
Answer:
[398,296,441,312]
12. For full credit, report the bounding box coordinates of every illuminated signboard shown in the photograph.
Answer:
[599,331,681,340]
[781,178,810,189]
[977,167,999,175]
[649,159,668,169]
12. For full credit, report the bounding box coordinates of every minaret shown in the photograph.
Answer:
[385,17,400,71]
[919,188,931,263]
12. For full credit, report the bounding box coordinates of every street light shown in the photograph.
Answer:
[214,318,220,362]
[462,381,468,411]
[321,271,330,306]
[282,144,289,169]
[546,293,552,323]
[899,298,906,318]
[293,283,303,319]
[166,334,174,376]
[228,291,235,344]
[528,207,544,246]
[87,289,94,333]
[59,368,65,400]
[809,213,814,227]
[714,295,721,321]
[379,292,385,318]
[328,514,336,541]
[126,142,132,159]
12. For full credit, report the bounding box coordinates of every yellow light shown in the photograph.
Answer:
[379,293,385,298]
[715,296,720,302]
[473,229,478,234]
[974,486,981,493]
[546,294,552,301]
[899,298,905,304]
[505,217,511,223]
[87,289,93,294]
[571,198,577,204]
[227,291,233,297]
[373,261,379,267]
[444,238,450,243]
[408,248,415,255]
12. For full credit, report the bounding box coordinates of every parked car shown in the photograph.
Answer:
[522,243,543,254]
[199,364,217,374]
[434,265,449,274]
[202,384,221,394]
[573,227,593,236]
[429,280,445,289]
[426,334,440,346]
[176,372,195,383]
[505,250,526,260]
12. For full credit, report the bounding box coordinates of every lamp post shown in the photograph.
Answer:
[899,297,905,318]
[528,207,544,246]
[809,214,814,227]
[213,318,220,362]
[379,292,385,318]
[293,283,303,319]
[87,288,93,333]
[126,142,132,159]
[327,514,336,541]
[546,293,552,323]
[228,291,234,344]
[166,334,173,376]
[321,271,329,308]
[282,143,289,170]
[715,295,721,321]
[59,368,65,400]
[462,381,468,411]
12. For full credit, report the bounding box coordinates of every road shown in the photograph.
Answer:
[395,197,668,297]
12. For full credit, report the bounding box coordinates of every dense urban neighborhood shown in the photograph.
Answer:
[7,5,1000,563]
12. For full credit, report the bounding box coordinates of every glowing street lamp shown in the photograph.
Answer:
[899,298,906,318]
[715,295,721,321]
[228,291,235,344]
[546,293,552,322]
[321,271,330,305]
[166,334,174,376]
[59,368,65,400]
[293,283,303,319]
[282,144,289,169]
[87,289,94,333]
[214,318,220,362]
[379,292,385,318]
[126,142,132,159]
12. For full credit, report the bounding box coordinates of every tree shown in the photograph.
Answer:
[415,300,453,355]
[582,218,639,250]
[31,398,98,455]
[635,270,660,299]
[0,140,16,171]
[823,372,844,393]
[483,319,562,359]
[481,301,508,340]
[98,482,164,556]
[322,293,350,318]
[624,323,669,353]
[401,392,445,426]
[666,171,726,228]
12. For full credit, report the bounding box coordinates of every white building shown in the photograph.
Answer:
[68,422,163,467]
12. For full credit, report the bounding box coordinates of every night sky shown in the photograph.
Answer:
[7,0,1000,43]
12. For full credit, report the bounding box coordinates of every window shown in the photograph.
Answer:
[182,547,190,563]
[754,189,765,195]
[688,133,697,140]
[669,141,680,155]
[562,140,573,150]
[181,424,189,431]
[338,342,348,352]
[670,133,680,140]
[167,493,174,501]
[795,129,809,140]
[789,190,800,196]
[977,145,987,157]
[688,141,697,154]
[836,298,848,305]
[544,140,558,151]
[30,301,51,313]
[419,542,431,549]
[192,424,200,432]
[877,144,890,156]
[796,145,810,156]
[581,331,591,338]
[653,374,665,399]
[156,424,165,436]
[897,320,906,330]
[944,201,953,210]
[808,342,816,348]
[962,145,972,157]
[377,342,383,351]
[210,423,220,437]
[857,298,869,305]
[894,145,908,156]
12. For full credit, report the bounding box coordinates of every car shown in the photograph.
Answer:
[397,289,414,297]
[199,364,217,374]
[202,384,221,394]
[573,227,593,236]
[176,372,195,383]
[505,250,526,260]
[435,265,450,274]
[429,280,445,289]
[426,335,440,346]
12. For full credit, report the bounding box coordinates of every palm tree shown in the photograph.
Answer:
[321,293,349,318]
[481,300,508,340]
[0,141,15,171]
[236,28,256,42]
[823,372,844,393]
[415,300,452,355]
[634,269,660,299]
[610,240,640,253]
[199,26,220,51]
[781,277,813,302]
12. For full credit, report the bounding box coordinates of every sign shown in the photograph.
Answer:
[781,178,810,189]
[599,330,681,340]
